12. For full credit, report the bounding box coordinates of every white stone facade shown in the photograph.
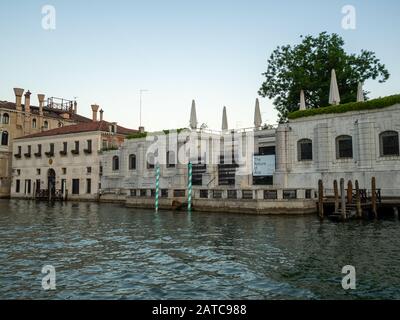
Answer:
[276,104,400,197]
[11,132,103,200]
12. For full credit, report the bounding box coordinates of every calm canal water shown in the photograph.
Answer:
[0,199,399,300]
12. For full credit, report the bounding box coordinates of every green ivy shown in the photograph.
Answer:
[288,94,400,120]
[126,132,148,140]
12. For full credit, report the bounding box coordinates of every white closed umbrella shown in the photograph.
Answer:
[222,106,228,131]
[329,69,341,105]
[357,82,364,102]
[190,99,198,129]
[254,98,262,128]
[300,90,306,110]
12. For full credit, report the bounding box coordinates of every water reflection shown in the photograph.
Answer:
[0,200,399,300]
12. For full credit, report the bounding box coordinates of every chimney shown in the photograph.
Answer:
[73,101,78,114]
[13,88,24,112]
[37,94,45,116]
[24,91,31,113]
[99,109,104,121]
[91,104,99,122]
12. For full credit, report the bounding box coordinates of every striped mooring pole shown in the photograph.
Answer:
[188,162,193,212]
[155,165,160,212]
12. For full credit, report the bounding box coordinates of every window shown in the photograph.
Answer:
[62,168,67,175]
[166,151,176,168]
[200,190,209,199]
[60,142,67,155]
[283,190,297,200]
[87,167,92,174]
[380,131,399,156]
[15,180,20,193]
[130,189,137,197]
[35,144,42,157]
[72,179,80,195]
[37,169,41,175]
[84,140,92,154]
[112,156,120,171]
[32,119,37,129]
[45,143,54,157]
[213,190,222,199]
[140,189,147,197]
[43,121,49,129]
[25,180,31,194]
[58,122,63,128]
[242,190,254,200]
[161,189,169,198]
[305,189,312,199]
[86,179,92,194]
[264,190,278,200]
[298,139,313,161]
[24,145,32,158]
[174,190,186,198]
[1,131,9,146]
[336,135,353,159]
[228,190,238,199]
[2,113,9,124]
[129,154,137,170]
[72,141,79,155]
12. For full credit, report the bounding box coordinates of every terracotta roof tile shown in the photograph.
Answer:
[17,121,137,139]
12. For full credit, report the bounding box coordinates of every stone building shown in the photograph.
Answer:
[0,88,92,198]
[275,102,400,197]
[11,106,137,201]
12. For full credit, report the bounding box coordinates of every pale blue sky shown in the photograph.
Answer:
[0,0,399,131]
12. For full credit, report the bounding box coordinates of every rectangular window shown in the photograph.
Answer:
[72,179,80,195]
[283,190,297,200]
[150,189,156,198]
[213,190,222,199]
[130,189,137,197]
[61,179,66,194]
[264,190,278,200]
[35,144,42,157]
[305,189,312,199]
[72,141,80,155]
[25,180,31,194]
[36,179,41,193]
[85,140,92,154]
[15,180,20,193]
[86,179,91,194]
[242,190,254,200]
[87,167,92,174]
[62,168,67,175]
[200,190,209,199]
[227,190,238,199]
[173,190,186,198]
[161,189,169,198]
[140,189,147,197]
[37,169,41,175]
[166,151,176,168]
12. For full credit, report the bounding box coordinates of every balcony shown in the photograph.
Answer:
[14,153,22,159]
[59,150,67,156]
[34,152,42,158]
[71,149,80,155]
[84,149,92,155]
[45,151,54,157]
[24,152,31,158]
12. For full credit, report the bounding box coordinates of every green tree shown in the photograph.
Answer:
[258,32,390,122]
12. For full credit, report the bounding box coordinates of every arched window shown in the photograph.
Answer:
[129,154,137,170]
[32,118,37,129]
[380,131,399,156]
[2,113,9,124]
[336,135,353,159]
[43,121,49,129]
[112,156,120,171]
[297,139,313,161]
[1,131,9,146]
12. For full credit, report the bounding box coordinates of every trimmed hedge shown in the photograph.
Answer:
[127,132,148,140]
[288,94,400,120]
[127,128,187,140]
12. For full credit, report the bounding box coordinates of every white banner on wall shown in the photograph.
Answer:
[253,155,276,177]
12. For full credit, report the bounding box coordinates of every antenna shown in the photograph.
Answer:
[139,89,149,127]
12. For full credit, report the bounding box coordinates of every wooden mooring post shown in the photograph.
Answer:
[371,177,378,219]
[355,180,362,218]
[340,178,346,221]
[318,180,324,219]
[347,181,353,204]
[334,180,339,213]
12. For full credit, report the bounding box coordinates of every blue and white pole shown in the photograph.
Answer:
[188,162,193,212]
[155,165,160,212]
